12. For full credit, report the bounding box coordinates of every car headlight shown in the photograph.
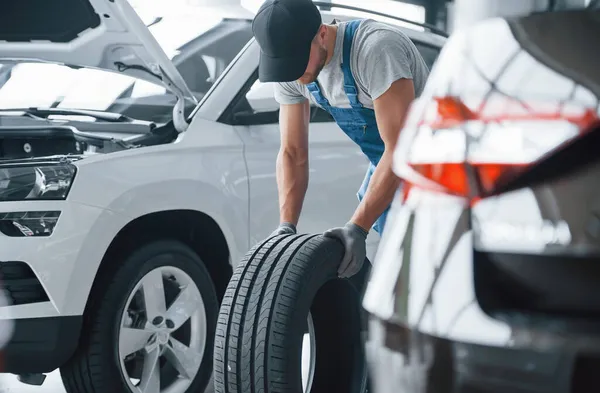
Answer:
[0,163,76,201]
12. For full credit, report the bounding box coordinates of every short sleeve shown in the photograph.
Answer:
[356,30,414,100]
[273,81,308,105]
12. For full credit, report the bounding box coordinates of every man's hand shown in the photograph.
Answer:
[270,222,297,237]
[323,222,368,278]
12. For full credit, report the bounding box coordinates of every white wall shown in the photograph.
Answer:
[447,0,592,34]
[447,0,549,33]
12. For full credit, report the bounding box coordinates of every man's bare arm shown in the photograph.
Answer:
[350,78,415,231]
[277,100,311,226]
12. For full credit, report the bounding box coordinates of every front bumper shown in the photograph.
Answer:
[0,200,107,319]
[0,200,112,373]
[2,315,82,374]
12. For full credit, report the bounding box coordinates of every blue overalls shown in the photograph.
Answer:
[306,19,390,235]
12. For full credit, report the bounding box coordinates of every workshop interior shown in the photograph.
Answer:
[0,0,599,392]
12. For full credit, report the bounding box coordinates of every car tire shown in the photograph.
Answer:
[60,240,218,393]
[214,233,369,393]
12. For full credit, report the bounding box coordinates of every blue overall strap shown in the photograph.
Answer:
[341,19,364,109]
[306,81,331,109]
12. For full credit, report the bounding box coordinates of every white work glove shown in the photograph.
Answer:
[270,222,296,237]
[323,222,368,278]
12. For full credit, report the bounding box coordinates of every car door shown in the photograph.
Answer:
[223,69,374,248]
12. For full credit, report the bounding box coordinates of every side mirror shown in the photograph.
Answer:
[246,82,278,113]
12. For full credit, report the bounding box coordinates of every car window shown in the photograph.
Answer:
[221,73,334,126]
[415,42,441,70]
[223,39,442,126]
[552,0,599,10]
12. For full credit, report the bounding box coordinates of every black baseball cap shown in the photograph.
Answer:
[252,0,322,82]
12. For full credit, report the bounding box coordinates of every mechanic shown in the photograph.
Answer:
[253,0,429,278]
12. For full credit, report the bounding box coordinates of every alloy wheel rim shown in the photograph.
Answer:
[117,266,207,393]
[301,311,316,393]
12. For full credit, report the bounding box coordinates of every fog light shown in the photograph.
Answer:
[0,211,61,237]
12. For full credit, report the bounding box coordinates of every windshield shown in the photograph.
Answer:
[0,6,253,123]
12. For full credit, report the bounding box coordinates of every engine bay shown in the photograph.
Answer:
[0,128,87,159]
[0,111,179,160]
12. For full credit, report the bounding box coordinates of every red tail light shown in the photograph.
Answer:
[394,95,600,202]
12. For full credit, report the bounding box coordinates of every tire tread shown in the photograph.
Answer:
[215,234,334,393]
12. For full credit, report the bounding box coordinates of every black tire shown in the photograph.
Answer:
[214,233,370,393]
[60,240,218,393]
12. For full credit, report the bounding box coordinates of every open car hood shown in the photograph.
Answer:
[0,0,197,108]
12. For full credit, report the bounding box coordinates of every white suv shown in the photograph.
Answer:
[0,0,445,392]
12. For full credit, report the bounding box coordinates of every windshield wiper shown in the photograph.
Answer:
[0,107,134,122]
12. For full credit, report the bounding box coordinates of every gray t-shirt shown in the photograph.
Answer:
[274,19,430,109]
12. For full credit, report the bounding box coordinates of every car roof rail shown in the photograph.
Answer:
[312,1,449,37]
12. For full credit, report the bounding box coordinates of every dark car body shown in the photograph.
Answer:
[363,6,600,393]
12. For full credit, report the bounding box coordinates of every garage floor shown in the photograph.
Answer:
[0,371,66,393]
[0,372,217,393]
